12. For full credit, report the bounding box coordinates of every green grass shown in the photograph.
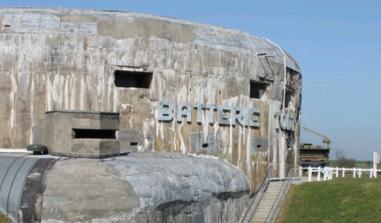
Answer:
[278,177,381,223]
[0,214,9,223]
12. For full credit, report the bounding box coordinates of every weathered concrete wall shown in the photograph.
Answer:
[0,8,302,187]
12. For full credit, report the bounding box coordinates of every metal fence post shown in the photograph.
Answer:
[299,166,302,177]
[323,168,326,181]
[317,167,321,181]
[329,168,333,180]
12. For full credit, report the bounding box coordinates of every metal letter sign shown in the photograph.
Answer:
[177,104,192,123]
[158,101,260,128]
[158,101,174,122]
[277,111,295,131]
[218,106,232,125]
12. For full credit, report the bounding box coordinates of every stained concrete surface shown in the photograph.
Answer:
[41,153,250,223]
[0,7,302,197]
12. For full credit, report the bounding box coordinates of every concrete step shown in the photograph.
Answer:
[266,188,281,192]
[262,195,277,199]
[253,214,268,218]
[259,196,277,201]
[255,207,272,211]
[255,209,272,212]
[254,211,269,215]
[262,194,278,198]
[255,208,272,213]
[254,212,269,215]
[258,199,276,203]
[253,218,266,222]
[266,187,282,191]
[263,194,277,197]
[253,215,268,219]
[263,195,277,198]
[266,190,280,193]
[267,186,281,189]
[263,191,279,195]
[257,202,275,207]
[260,201,276,205]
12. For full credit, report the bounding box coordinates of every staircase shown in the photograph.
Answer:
[252,181,284,222]
[240,167,297,223]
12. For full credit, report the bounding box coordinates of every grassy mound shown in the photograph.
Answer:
[0,214,9,223]
[278,177,381,223]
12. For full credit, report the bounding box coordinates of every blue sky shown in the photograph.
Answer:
[1,0,380,160]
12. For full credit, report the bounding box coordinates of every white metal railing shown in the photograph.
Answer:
[299,166,380,182]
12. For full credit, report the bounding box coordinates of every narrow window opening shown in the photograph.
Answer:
[257,144,261,148]
[285,90,294,108]
[114,70,153,88]
[130,142,138,146]
[202,143,209,148]
[250,80,268,99]
[73,129,116,139]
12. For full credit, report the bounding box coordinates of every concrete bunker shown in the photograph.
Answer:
[0,7,302,223]
[33,111,122,158]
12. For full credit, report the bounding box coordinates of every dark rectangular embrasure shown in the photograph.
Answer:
[250,80,269,99]
[114,70,153,88]
[73,129,116,139]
